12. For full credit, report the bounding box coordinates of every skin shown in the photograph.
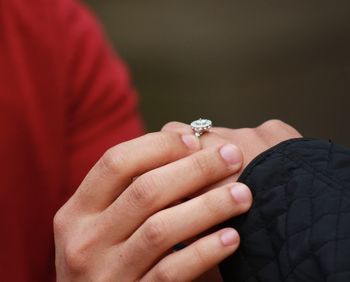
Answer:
[162,119,302,189]
[54,119,301,282]
[162,119,302,281]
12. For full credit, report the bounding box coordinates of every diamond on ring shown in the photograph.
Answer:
[191,118,212,137]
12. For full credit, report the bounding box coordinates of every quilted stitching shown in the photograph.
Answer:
[219,139,350,282]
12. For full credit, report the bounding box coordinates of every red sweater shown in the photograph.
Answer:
[0,0,143,280]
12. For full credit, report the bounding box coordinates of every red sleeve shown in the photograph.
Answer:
[0,1,143,281]
[57,0,144,192]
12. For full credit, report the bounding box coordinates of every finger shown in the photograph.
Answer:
[68,132,200,213]
[119,183,251,276]
[162,121,233,150]
[163,123,260,175]
[141,228,240,282]
[101,143,243,241]
[162,121,243,188]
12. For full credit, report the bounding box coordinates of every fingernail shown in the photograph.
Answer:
[181,134,200,151]
[220,228,239,246]
[230,183,251,204]
[219,144,242,166]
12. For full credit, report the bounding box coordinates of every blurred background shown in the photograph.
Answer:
[85,0,350,146]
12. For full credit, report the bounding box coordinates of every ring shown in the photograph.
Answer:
[191,118,212,137]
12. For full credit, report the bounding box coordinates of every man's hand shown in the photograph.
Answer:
[54,132,252,281]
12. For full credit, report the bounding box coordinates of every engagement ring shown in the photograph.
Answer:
[190,118,212,137]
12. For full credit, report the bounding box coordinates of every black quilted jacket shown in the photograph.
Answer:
[220,138,350,282]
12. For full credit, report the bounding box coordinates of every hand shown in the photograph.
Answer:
[163,119,302,183]
[54,132,253,281]
[162,119,301,281]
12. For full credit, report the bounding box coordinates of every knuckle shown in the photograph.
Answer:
[53,204,74,235]
[256,119,300,140]
[160,121,186,134]
[161,121,180,132]
[100,147,125,175]
[142,216,168,248]
[190,153,214,177]
[61,228,99,273]
[147,131,179,153]
[192,243,208,267]
[201,193,222,218]
[64,242,90,272]
[53,209,66,235]
[259,119,288,131]
[129,174,158,208]
[153,263,177,282]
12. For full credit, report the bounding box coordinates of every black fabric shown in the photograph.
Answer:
[219,138,350,282]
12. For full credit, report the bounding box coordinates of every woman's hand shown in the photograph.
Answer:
[162,119,301,281]
[163,119,302,184]
[54,132,252,281]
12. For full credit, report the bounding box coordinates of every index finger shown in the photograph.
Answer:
[67,131,200,213]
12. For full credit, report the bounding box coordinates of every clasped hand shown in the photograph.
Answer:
[54,120,301,281]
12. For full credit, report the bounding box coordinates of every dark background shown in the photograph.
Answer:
[85,0,350,146]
